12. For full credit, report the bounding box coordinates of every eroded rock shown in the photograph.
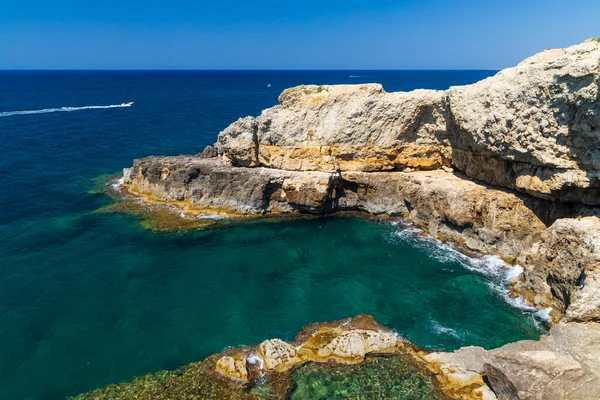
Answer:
[515,216,600,322]
[215,354,248,383]
[427,322,600,400]
[448,40,600,204]
[257,339,300,371]
[215,41,600,204]
[316,330,397,362]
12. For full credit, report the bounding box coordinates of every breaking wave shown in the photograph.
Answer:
[0,103,133,118]
[389,223,552,324]
[430,319,462,339]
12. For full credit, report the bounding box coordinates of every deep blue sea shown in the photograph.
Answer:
[0,70,546,400]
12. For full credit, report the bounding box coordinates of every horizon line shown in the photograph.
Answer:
[0,68,501,72]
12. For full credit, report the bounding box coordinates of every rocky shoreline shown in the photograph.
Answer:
[74,314,599,400]
[92,40,600,399]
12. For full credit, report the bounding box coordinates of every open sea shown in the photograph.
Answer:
[0,70,546,399]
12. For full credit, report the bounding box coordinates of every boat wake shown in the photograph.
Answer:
[0,102,134,118]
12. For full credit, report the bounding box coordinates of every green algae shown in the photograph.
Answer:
[290,355,449,400]
[95,199,218,231]
[71,354,264,400]
[72,354,448,400]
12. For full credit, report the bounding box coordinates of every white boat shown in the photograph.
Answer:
[121,102,134,107]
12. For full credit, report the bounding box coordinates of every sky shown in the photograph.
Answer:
[1,0,599,69]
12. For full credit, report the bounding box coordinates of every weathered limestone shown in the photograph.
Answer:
[448,41,600,204]
[316,330,397,362]
[515,216,600,322]
[123,157,337,215]
[426,322,600,400]
[215,354,248,383]
[253,85,451,173]
[214,316,490,399]
[216,40,600,205]
[257,339,300,371]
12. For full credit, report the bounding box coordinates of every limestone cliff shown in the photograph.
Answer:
[217,40,600,204]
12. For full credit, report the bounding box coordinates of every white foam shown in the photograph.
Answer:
[111,177,125,191]
[534,307,553,323]
[378,329,406,342]
[339,319,351,327]
[505,265,524,283]
[0,103,133,118]
[196,214,226,220]
[246,354,264,369]
[430,320,462,339]
[390,225,550,325]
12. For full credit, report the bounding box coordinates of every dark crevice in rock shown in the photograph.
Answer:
[443,219,474,234]
[576,266,587,288]
[262,181,283,210]
[483,363,520,400]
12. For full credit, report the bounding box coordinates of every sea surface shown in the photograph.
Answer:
[0,70,546,400]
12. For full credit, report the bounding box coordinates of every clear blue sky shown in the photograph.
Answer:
[2,0,599,69]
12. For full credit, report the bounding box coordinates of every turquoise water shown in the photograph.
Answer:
[0,213,544,399]
[0,70,545,400]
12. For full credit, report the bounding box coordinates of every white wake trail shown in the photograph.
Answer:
[0,103,133,118]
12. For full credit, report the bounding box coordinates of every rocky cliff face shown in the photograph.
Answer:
[217,40,600,204]
[426,321,600,400]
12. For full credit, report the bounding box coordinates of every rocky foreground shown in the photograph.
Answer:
[75,315,600,400]
[96,40,600,399]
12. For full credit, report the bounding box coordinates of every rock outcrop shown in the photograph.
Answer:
[426,321,600,400]
[515,216,600,322]
[448,43,600,204]
[215,40,600,205]
[210,314,494,400]
[215,354,249,383]
[74,315,600,400]
[105,41,600,400]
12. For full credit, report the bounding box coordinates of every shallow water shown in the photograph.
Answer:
[290,355,446,400]
[0,70,545,400]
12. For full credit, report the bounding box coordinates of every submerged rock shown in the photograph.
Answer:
[289,355,449,400]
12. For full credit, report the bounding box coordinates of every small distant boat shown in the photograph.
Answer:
[267,84,271,88]
[121,102,134,107]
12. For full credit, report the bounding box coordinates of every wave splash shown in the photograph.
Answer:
[0,102,133,118]
[389,223,552,325]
